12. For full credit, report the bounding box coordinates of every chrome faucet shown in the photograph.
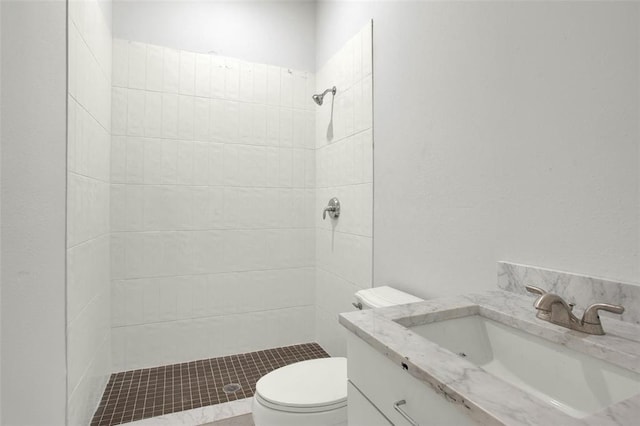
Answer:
[322,197,340,220]
[525,285,624,335]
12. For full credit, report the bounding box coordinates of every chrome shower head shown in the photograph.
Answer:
[312,86,337,106]
[312,94,324,105]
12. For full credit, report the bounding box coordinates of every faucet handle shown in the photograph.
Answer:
[322,197,340,220]
[525,285,546,296]
[322,206,335,220]
[582,303,625,325]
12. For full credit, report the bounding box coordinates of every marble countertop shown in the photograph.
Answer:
[339,290,640,426]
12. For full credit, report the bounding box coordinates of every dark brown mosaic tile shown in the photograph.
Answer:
[90,343,329,426]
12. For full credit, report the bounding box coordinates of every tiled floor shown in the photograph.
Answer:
[91,343,329,426]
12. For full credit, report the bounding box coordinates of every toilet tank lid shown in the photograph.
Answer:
[355,286,423,308]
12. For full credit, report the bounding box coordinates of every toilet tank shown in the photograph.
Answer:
[354,286,423,309]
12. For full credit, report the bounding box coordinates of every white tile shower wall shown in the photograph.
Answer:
[67,1,112,425]
[111,40,316,370]
[314,22,373,356]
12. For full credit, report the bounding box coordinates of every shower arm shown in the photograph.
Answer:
[320,86,337,98]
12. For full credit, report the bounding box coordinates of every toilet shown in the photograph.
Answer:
[251,286,423,426]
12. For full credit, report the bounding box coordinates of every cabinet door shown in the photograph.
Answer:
[348,381,392,426]
[348,334,479,426]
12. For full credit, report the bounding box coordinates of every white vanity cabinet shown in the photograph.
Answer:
[348,382,392,425]
[346,333,478,426]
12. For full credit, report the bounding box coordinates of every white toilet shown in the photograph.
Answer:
[252,286,423,426]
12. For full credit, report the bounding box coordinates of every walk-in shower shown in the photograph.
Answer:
[64,2,373,421]
[312,86,337,105]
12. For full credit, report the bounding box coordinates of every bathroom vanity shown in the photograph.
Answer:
[340,290,640,425]
[347,331,476,425]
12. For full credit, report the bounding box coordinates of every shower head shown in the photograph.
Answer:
[312,86,337,106]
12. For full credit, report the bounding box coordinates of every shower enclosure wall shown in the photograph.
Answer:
[314,25,374,356]
[65,1,372,422]
[66,1,113,424]
[110,41,317,370]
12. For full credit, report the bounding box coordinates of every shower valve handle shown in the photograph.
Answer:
[322,198,341,220]
[323,206,336,220]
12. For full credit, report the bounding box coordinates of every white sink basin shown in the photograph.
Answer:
[410,315,640,418]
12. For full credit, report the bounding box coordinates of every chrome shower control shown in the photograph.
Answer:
[322,197,340,220]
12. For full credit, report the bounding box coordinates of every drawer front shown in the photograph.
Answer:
[347,333,478,426]
[348,381,393,426]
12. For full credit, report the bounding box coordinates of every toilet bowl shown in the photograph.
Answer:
[252,286,423,426]
[251,357,347,426]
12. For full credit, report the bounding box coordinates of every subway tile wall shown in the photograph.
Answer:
[314,22,374,356]
[110,39,317,370]
[67,1,113,425]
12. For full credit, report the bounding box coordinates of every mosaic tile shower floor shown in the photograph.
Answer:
[91,343,329,426]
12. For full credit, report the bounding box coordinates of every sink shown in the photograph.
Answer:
[409,314,640,418]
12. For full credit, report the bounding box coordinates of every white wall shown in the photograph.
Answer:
[112,0,316,71]
[0,1,68,424]
[314,22,373,356]
[0,1,3,420]
[316,1,640,299]
[110,40,316,370]
[67,0,113,424]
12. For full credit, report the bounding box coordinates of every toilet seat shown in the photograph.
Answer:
[254,357,347,414]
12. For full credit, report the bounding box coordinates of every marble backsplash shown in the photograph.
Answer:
[497,262,640,325]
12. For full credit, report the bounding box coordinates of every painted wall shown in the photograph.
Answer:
[0,1,3,420]
[0,1,68,424]
[67,0,113,424]
[110,40,316,370]
[316,1,640,299]
[314,22,373,356]
[112,0,316,71]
